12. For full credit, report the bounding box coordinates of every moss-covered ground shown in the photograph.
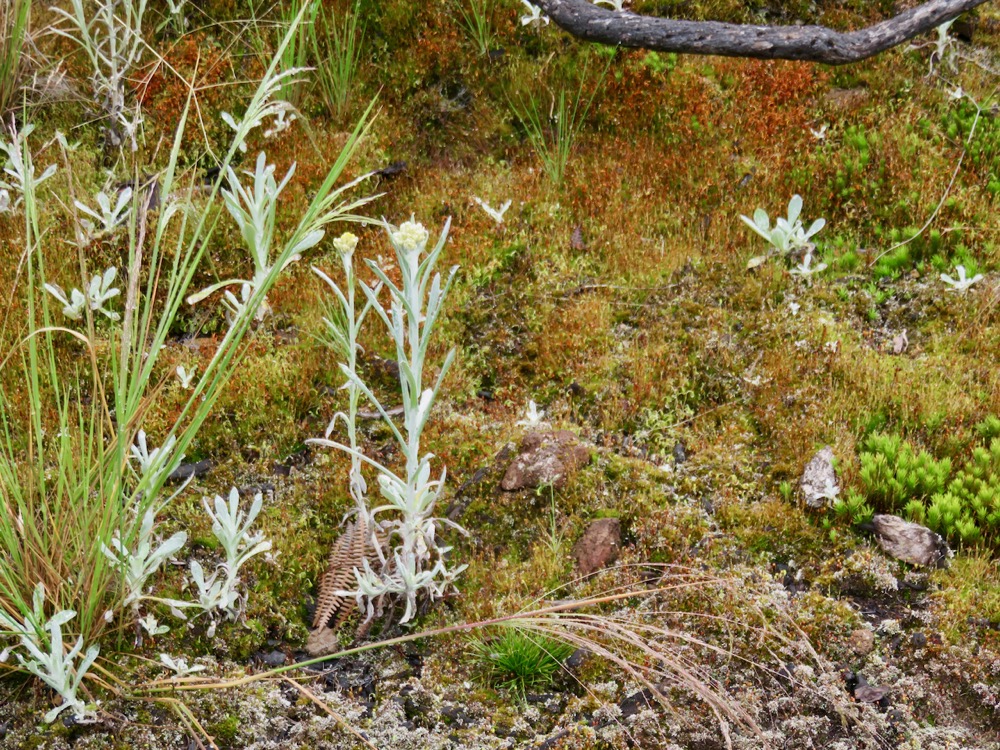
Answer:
[2,0,1000,748]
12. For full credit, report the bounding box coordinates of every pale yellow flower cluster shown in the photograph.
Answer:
[392,220,429,258]
[334,231,359,258]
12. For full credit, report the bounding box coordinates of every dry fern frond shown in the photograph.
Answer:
[313,518,364,630]
[307,517,383,654]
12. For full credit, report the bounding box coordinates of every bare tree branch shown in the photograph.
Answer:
[534,0,990,65]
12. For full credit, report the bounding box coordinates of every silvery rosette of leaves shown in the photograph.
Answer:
[741,194,826,269]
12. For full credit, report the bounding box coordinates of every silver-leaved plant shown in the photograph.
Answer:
[741,194,826,269]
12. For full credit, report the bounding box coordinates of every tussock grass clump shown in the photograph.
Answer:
[0,0,29,118]
[508,58,610,187]
[457,0,496,57]
[312,0,365,123]
[469,626,576,699]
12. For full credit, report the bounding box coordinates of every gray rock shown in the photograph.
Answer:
[871,514,950,567]
[439,702,472,727]
[851,673,891,707]
[572,518,621,576]
[261,649,287,667]
[800,446,840,508]
[167,459,212,484]
[854,683,891,705]
[500,430,591,491]
[672,440,688,465]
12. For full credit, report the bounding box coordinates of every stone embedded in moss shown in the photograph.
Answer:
[572,518,622,576]
[501,431,592,491]
[871,514,950,568]
[800,445,840,509]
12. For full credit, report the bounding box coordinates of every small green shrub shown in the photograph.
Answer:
[470,627,575,699]
[861,281,890,307]
[829,124,873,203]
[872,245,911,280]
[834,249,861,272]
[941,98,1000,196]
[640,51,677,75]
[872,225,965,279]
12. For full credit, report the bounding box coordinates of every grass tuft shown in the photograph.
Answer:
[0,0,29,118]
[469,625,576,699]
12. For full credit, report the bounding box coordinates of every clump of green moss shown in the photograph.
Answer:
[207,714,240,744]
[838,422,1000,547]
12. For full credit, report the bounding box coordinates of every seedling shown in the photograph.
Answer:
[741,195,826,269]
[473,196,512,224]
[517,399,548,429]
[175,365,196,389]
[940,264,983,294]
[45,266,121,321]
[519,0,548,27]
[102,507,187,608]
[0,585,99,723]
[159,653,205,677]
[789,251,828,282]
[75,187,133,240]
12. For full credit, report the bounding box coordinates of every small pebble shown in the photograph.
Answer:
[848,628,875,656]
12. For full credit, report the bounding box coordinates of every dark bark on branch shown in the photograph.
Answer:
[534,0,990,65]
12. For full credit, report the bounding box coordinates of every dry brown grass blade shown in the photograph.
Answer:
[283,677,378,750]
[509,566,887,750]
[490,565,851,747]
[141,567,876,749]
[157,696,218,750]
[521,615,757,744]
